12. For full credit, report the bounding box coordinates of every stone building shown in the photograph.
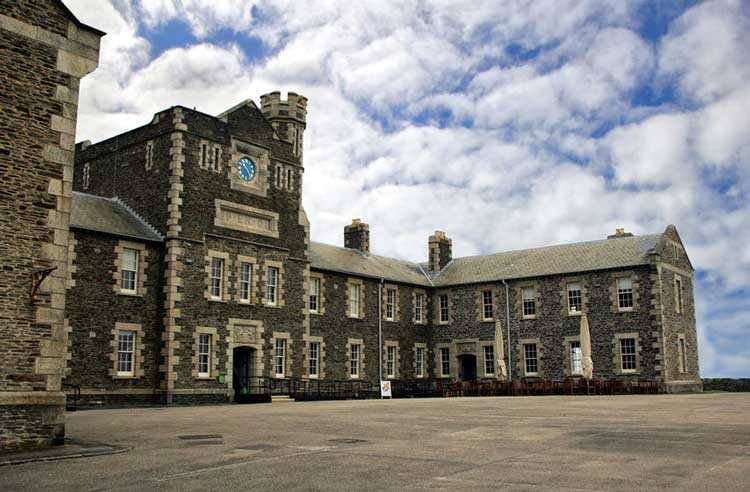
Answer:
[0,0,103,450]
[0,2,701,452]
[59,93,702,406]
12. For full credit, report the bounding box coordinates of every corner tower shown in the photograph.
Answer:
[260,91,308,161]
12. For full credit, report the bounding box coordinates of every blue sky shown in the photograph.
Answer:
[65,0,749,377]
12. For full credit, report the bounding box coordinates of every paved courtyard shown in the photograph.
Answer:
[2,393,749,491]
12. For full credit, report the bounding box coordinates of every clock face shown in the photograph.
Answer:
[237,157,256,182]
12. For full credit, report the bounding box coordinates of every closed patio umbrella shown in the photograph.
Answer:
[495,321,507,380]
[580,313,593,380]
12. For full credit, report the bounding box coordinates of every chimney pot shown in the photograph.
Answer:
[345,219,370,254]
[429,231,452,271]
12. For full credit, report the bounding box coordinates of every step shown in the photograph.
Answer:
[271,395,294,403]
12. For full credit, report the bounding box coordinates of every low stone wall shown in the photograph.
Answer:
[0,403,65,453]
[702,378,750,392]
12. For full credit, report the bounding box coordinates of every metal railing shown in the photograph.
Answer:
[62,382,80,411]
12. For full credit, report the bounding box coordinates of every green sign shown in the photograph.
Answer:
[216,374,225,384]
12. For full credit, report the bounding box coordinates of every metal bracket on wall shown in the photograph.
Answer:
[30,266,57,303]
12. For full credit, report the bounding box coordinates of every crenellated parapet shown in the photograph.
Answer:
[260,91,308,161]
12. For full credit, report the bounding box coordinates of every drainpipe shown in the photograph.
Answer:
[378,278,384,398]
[503,279,512,381]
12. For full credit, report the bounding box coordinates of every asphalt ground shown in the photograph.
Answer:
[1,393,748,491]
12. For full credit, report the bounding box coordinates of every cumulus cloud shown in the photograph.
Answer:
[62,0,750,377]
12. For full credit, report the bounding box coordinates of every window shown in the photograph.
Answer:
[349,284,360,317]
[198,334,211,377]
[440,347,450,377]
[145,142,153,170]
[567,282,582,314]
[617,277,634,310]
[121,248,138,293]
[275,338,286,377]
[213,147,220,171]
[201,143,207,167]
[83,162,90,189]
[385,288,395,320]
[620,338,637,372]
[414,293,424,322]
[415,347,425,378]
[484,345,495,375]
[482,291,493,320]
[267,267,278,306]
[239,262,252,302]
[350,344,360,378]
[309,277,319,313]
[116,331,135,376]
[276,165,282,188]
[309,341,319,378]
[570,341,582,375]
[522,287,536,317]
[439,294,449,323]
[286,168,292,190]
[210,258,224,299]
[524,343,538,375]
[386,346,396,378]
[675,276,684,314]
[678,337,687,374]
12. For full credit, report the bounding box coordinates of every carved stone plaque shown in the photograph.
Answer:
[457,342,476,355]
[234,324,259,345]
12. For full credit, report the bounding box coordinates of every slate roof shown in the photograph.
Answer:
[70,192,163,242]
[309,242,432,286]
[310,234,663,287]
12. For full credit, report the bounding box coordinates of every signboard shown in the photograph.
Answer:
[380,380,392,398]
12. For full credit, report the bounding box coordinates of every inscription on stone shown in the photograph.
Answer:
[457,342,475,355]
[219,208,272,232]
[234,324,259,344]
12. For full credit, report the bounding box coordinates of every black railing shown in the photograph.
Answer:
[62,382,80,411]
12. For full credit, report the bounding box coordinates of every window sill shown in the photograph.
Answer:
[524,373,539,378]
[438,321,451,325]
[195,376,213,380]
[482,318,494,323]
[619,370,639,375]
[567,312,583,317]
[265,304,281,309]
[349,376,360,380]
[117,291,143,298]
[309,310,320,315]
[617,308,634,313]
[522,315,537,320]
[113,375,139,380]
[347,315,363,319]
[208,298,228,303]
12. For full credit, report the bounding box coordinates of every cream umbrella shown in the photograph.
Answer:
[580,313,593,380]
[495,321,507,380]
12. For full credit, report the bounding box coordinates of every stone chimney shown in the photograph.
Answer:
[607,228,634,239]
[429,231,452,271]
[344,219,370,254]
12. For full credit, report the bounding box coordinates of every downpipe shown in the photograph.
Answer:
[503,279,512,381]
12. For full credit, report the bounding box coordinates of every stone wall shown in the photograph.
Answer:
[309,270,432,381]
[0,0,101,450]
[702,379,750,392]
[64,230,164,406]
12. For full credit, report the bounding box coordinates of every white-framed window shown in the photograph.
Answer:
[267,267,278,306]
[275,338,286,377]
[567,282,582,314]
[116,330,135,377]
[415,347,425,378]
[617,277,634,310]
[386,346,396,378]
[210,257,224,299]
[439,294,449,323]
[414,293,424,322]
[675,276,684,314]
[570,341,582,375]
[620,338,637,372]
[309,277,319,313]
[524,343,538,376]
[385,288,395,320]
[121,248,139,294]
[482,291,493,320]
[678,337,687,373]
[349,284,360,317]
[350,344,360,378]
[239,262,252,302]
[440,347,450,377]
[198,334,211,377]
[522,286,536,317]
[309,341,319,378]
[484,345,495,375]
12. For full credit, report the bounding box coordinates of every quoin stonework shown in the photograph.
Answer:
[0,0,103,450]
[1,1,701,453]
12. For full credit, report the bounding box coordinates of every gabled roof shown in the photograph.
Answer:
[56,0,106,36]
[310,233,663,287]
[309,242,432,286]
[70,192,163,242]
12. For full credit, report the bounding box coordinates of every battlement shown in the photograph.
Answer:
[260,91,308,125]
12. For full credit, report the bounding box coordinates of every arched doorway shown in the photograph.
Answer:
[233,346,255,403]
[458,354,477,381]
